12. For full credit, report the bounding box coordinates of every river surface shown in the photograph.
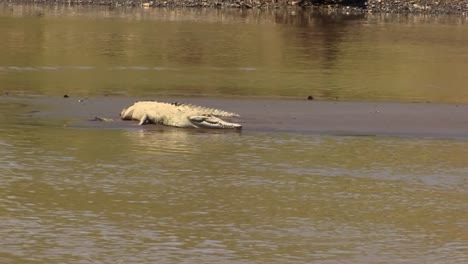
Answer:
[1,4,468,264]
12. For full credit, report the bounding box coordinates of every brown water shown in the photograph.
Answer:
[1,4,468,264]
[1,5,468,102]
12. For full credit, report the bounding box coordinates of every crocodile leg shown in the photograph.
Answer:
[138,114,149,125]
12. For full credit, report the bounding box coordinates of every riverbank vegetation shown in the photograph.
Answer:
[1,0,468,14]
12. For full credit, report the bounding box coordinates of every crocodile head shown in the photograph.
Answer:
[120,108,132,120]
[188,115,242,129]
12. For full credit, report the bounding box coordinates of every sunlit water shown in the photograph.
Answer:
[1,4,468,264]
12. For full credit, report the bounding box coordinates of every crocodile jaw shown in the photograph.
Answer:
[188,115,242,129]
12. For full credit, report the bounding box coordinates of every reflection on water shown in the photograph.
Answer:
[123,128,242,155]
[1,5,468,102]
[1,121,467,263]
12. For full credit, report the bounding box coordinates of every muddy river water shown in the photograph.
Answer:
[1,4,467,263]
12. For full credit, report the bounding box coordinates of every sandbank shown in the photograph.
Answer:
[3,96,468,139]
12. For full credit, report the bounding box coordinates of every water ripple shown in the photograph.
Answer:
[0,66,96,71]
[0,65,259,73]
[1,125,467,263]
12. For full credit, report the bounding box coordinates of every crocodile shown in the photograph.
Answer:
[120,101,242,129]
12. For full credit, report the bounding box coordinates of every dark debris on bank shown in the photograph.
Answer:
[1,0,468,14]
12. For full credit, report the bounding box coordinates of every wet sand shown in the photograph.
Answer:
[3,96,468,139]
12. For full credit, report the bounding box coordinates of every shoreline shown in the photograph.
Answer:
[1,0,468,14]
[3,96,468,139]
